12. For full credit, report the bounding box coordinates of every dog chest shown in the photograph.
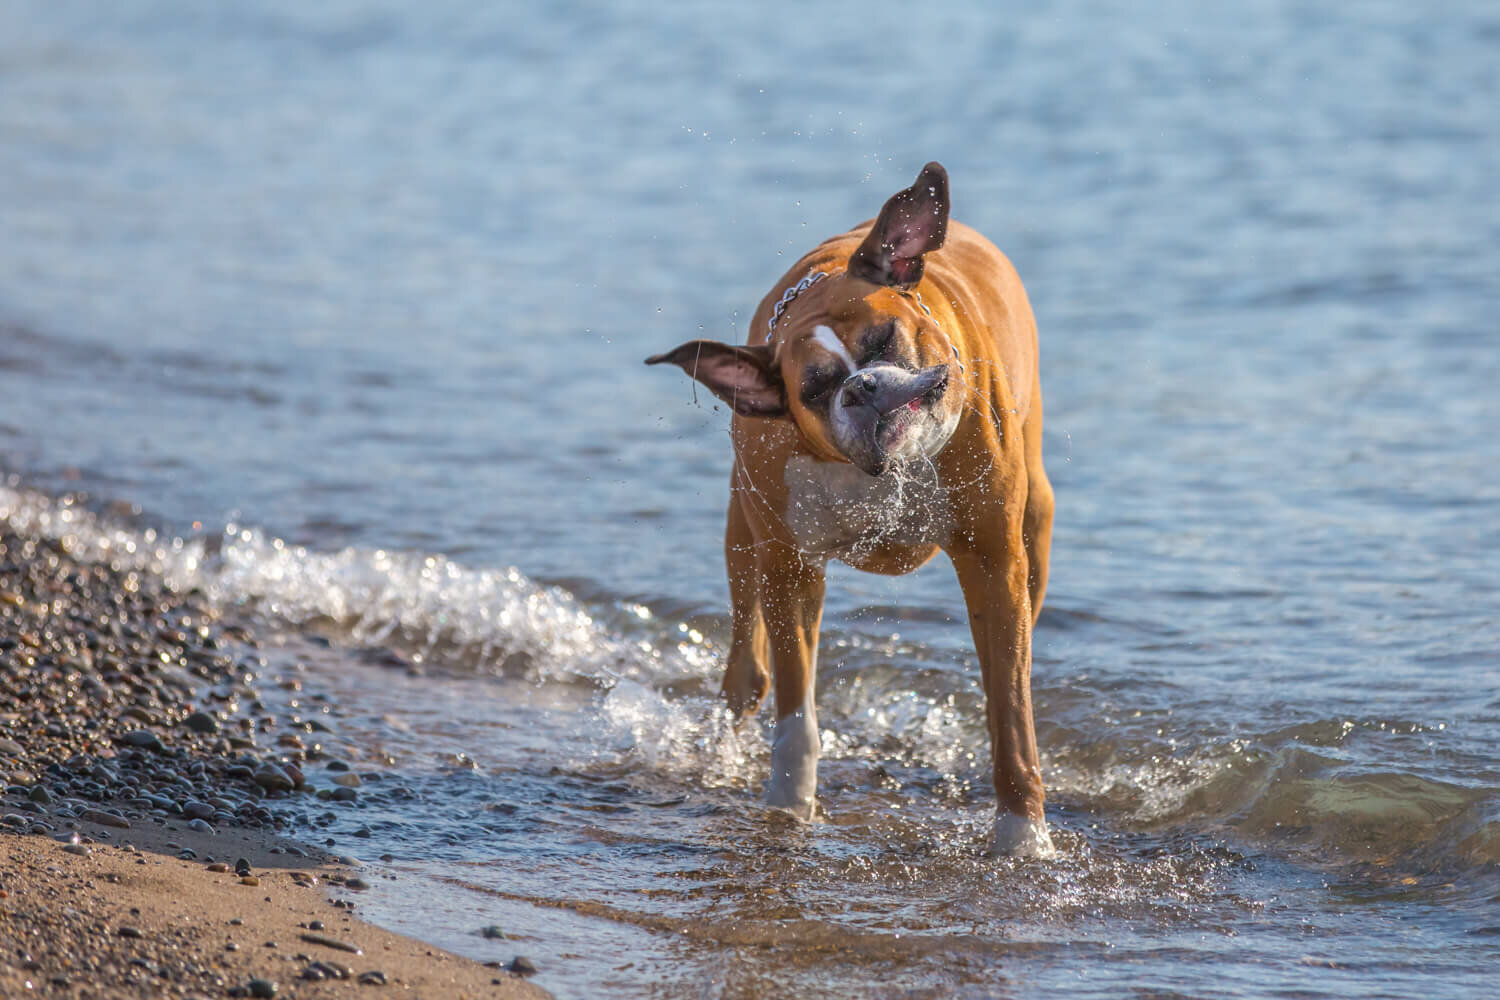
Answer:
[782,455,952,559]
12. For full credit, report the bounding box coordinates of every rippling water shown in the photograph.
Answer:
[3,2,1499,997]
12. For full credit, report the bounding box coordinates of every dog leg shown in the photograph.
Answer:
[757,544,826,819]
[1021,403,1055,625]
[722,493,770,716]
[951,544,1055,858]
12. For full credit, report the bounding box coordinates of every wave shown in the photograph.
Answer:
[0,483,715,687]
[5,483,1494,876]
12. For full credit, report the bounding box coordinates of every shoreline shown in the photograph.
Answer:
[1,819,546,999]
[0,518,550,998]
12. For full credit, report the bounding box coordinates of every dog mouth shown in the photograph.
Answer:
[836,364,950,476]
[883,368,950,416]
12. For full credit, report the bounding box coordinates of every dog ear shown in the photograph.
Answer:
[645,340,787,418]
[848,161,949,289]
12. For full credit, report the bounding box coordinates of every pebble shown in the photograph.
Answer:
[183,800,216,820]
[248,978,278,998]
[188,818,215,834]
[300,932,363,954]
[345,877,370,891]
[331,772,362,788]
[509,956,539,975]
[480,925,506,939]
[252,762,295,793]
[117,926,143,939]
[79,808,131,829]
[61,844,92,857]
[357,970,388,985]
[239,875,261,886]
[119,730,164,751]
[312,960,352,980]
[184,711,221,734]
[207,862,232,873]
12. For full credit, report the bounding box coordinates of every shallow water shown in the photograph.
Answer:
[3,2,1499,997]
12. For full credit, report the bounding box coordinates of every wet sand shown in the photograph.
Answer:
[0,523,549,998]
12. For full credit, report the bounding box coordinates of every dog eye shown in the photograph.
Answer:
[800,368,840,405]
[860,325,897,364]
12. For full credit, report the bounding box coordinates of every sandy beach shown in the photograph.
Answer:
[0,525,549,999]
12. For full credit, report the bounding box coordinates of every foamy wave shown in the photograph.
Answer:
[0,485,716,685]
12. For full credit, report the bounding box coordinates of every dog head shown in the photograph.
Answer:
[647,163,963,477]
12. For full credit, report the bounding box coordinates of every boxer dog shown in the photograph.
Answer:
[646,163,1055,856]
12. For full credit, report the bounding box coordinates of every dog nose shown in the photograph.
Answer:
[841,371,878,408]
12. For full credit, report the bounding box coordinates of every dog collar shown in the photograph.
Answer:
[768,269,835,336]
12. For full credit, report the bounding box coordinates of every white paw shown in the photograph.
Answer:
[990,811,1056,858]
[765,702,819,820]
[764,793,817,821]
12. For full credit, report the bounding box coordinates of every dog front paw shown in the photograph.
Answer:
[990,810,1056,859]
[765,704,820,820]
[763,790,817,821]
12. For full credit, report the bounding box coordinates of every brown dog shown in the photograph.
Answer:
[647,163,1054,856]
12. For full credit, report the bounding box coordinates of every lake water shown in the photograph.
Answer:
[3,1,1499,997]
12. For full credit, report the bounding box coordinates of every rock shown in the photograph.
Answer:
[330,786,358,802]
[480,925,506,939]
[183,800,216,820]
[312,960,352,980]
[252,763,295,792]
[62,843,92,857]
[117,926,143,939]
[248,978,277,998]
[119,730,164,751]
[183,711,221,734]
[508,955,538,975]
[239,875,261,886]
[331,772,361,788]
[344,876,370,890]
[79,808,131,829]
[299,932,363,954]
[188,818,215,834]
[357,970,388,985]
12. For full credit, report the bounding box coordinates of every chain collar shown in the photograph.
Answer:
[768,269,834,335]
